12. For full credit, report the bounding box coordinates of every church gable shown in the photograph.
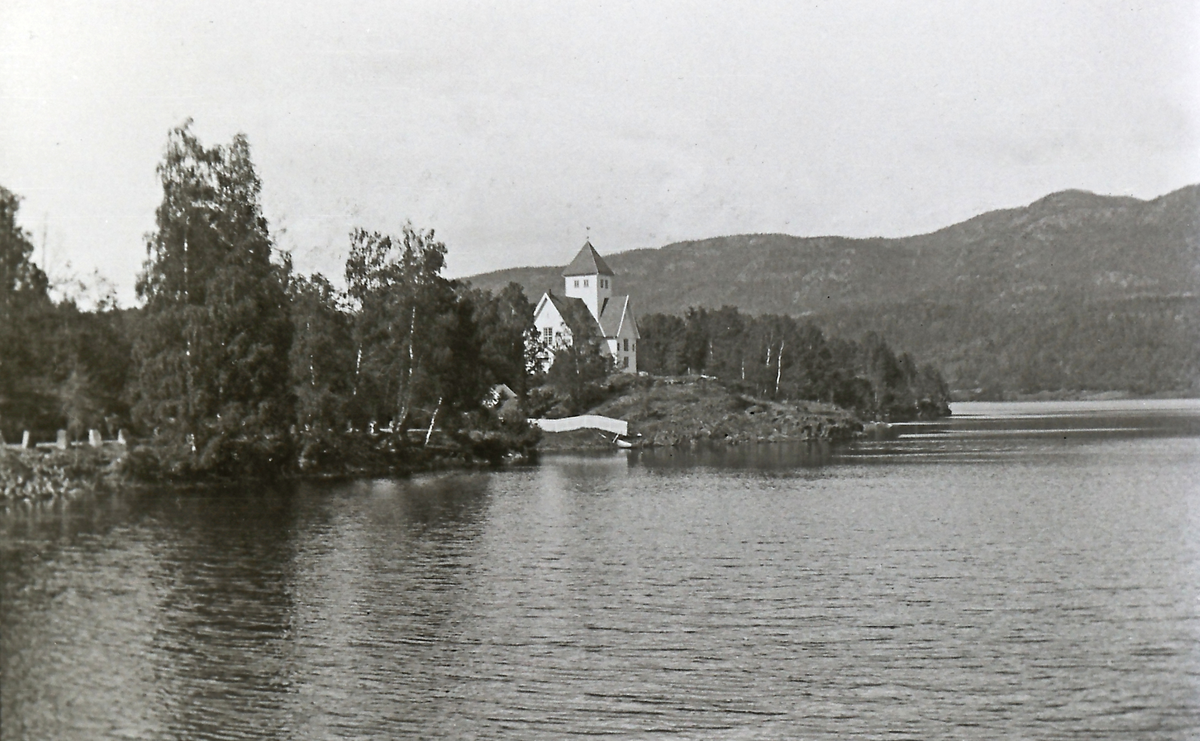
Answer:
[533,292,599,346]
[544,293,600,338]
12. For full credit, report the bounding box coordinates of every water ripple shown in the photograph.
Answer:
[3,432,1200,738]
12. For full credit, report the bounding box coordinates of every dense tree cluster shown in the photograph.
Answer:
[1,125,542,476]
[638,307,950,421]
[1,186,131,443]
[132,124,295,475]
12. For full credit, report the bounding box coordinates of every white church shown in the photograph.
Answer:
[532,241,640,374]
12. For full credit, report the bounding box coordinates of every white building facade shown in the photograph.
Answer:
[532,241,639,373]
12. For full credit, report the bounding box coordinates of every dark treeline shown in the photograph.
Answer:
[1,124,540,478]
[638,307,951,422]
[2,185,134,445]
[817,296,1200,398]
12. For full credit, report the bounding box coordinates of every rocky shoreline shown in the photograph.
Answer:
[539,376,863,452]
[1,378,872,498]
[0,446,126,502]
[1,433,539,503]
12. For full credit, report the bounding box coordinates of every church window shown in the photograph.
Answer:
[573,279,579,288]
[623,338,629,351]
[543,327,553,344]
[623,356,629,368]
[584,279,589,287]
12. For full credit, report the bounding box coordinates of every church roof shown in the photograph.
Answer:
[598,295,639,338]
[544,292,601,339]
[561,241,615,277]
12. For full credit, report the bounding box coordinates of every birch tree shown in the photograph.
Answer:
[133,122,293,475]
[344,224,485,433]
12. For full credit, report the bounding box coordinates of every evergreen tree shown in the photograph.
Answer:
[637,313,687,375]
[133,122,293,476]
[469,282,538,399]
[681,307,710,375]
[0,185,54,439]
[703,306,746,380]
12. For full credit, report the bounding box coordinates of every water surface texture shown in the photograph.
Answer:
[3,401,1199,739]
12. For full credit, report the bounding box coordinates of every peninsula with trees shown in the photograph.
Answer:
[37,122,1200,493]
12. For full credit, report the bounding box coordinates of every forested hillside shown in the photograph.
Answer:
[469,185,1200,397]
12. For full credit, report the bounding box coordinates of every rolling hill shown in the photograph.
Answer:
[467,185,1200,397]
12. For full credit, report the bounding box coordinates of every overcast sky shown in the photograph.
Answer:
[3,0,1198,305]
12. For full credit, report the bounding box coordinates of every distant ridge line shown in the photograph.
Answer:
[465,183,1200,396]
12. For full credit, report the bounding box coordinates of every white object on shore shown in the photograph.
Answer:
[531,415,628,436]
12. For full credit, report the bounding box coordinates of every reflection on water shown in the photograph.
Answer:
[852,398,1200,465]
[634,398,1200,469]
[632,439,835,470]
[2,402,1199,739]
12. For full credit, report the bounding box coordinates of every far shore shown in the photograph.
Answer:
[7,392,1198,502]
[952,388,1199,403]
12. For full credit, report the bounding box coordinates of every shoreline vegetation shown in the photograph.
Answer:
[1,372,926,502]
[11,383,1190,502]
[0,358,948,502]
[4,124,953,500]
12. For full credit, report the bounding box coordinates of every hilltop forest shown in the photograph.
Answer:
[470,186,1200,398]
[1,125,947,479]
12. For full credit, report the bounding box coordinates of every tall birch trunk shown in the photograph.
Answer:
[775,340,785,397]
[424,397,441,446]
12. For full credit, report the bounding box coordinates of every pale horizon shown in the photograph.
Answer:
[4,0,1199,306]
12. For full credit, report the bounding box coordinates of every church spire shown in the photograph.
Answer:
[561,240,615,277]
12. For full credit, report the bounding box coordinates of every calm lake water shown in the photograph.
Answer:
[3,400,1199,739]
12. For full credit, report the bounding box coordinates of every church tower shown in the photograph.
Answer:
[561,240,614,321]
